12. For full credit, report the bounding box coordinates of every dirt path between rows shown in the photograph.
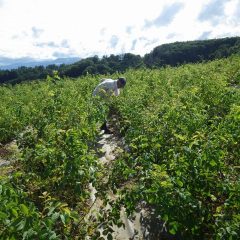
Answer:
[84,116,178,240]
[84,120,146,239]
[0,140,19,175]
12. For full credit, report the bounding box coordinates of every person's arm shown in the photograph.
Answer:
[93,85,99,96]
[114,81,120,96]
[114,88,120,96]
[93,82,107,96]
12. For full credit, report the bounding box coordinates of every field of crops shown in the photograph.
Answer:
[0,55,240,239]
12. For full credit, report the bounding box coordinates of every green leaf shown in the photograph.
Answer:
[49,232,57,240]
[210,194,217,201]
[210,160,217,166]
[11,208,18,217]
[176,179,183,187]
[23,229,37,240]
[0,211,8,219]
[60,214,66,225]
[163,214,168,221]
[17,219,26,231]
[70,211,79,222]
[174,133,186,141]
[47,206,57,216]
[169,228,176,235]
[169,221,179,235]
[51,212,60,222]
[62,207,71,215]
[20,204,29,215]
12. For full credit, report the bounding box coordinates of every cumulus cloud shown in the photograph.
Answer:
[234,2,240,22]
[35,41,58,48]
[145,2,184,28]
[198,31,212,40]
[53,51,71,58]
[131,39,137,50]
[0,0,239,60]
[126,26,133,34]
[198,0,226,25]
[32,27,44,38]
[35,40,70,49]
[109,35,119,48]
[61,39,70,48]
[144,39,159,48]
[167,33,177,39]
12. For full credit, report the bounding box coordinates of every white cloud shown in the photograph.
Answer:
[32,27,44,38]
[198,0,226,25]
[0,0,239,60]
[144,2,184,28]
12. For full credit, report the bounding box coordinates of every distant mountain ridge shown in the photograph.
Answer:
[1,36,240,84]
[0,57,80,70]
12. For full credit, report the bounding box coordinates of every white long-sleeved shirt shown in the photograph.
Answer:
[93,79,120,97]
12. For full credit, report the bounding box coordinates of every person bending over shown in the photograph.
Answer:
[93,77,126,97]
[93,77,126,133]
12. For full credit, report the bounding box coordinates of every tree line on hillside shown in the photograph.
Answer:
[1,37,240,84]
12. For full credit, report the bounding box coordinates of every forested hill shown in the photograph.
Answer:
[144,36,240,67]
[1,36,240,84]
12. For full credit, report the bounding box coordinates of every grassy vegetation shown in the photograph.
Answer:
[0,55,240,239]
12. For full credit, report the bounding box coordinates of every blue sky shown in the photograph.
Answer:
[0,0,239,60]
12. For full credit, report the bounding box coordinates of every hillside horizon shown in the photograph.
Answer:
[0,57,81,70]
[0,36,240,84]
[0,36,239,70]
